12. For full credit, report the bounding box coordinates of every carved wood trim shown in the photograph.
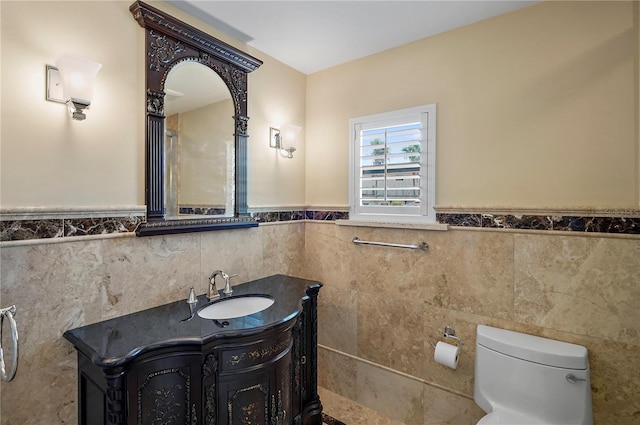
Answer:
[137,367,192,425]
[105,368,126,425]
[228,383,269,424]
[205,384,217,425]
[130,0,262,235]
[130,1,262,72]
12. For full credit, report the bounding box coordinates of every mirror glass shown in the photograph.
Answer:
[164,61,235,219]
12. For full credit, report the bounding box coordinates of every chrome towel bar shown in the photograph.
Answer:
[352,237,429,251]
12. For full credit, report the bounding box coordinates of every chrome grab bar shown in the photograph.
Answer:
[1,305,19,382]
[352,237,429,251]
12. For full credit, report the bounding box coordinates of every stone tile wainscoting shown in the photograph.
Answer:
[0,210,308,424]
[1,206,639,424]
[309,207,640,425]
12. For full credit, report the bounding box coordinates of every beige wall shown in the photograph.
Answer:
[0,0,307,209]
[306,0,640,209]
[2,1,637,209]
[0,0,142,207]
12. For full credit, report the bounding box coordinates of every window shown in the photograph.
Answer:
[349,104,436,223]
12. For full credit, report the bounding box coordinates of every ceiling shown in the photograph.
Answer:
[169,0,539,75]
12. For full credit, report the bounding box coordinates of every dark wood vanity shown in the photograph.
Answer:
[63,275,322,425]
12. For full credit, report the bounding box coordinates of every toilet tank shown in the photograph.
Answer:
[474,325,593,425]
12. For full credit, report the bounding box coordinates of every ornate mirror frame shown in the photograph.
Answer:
[130,1,262,236]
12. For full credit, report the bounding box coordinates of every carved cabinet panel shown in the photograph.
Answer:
[127,352,201,425]
[217,340,291,425]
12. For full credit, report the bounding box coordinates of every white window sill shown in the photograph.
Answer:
[335,219,448,231]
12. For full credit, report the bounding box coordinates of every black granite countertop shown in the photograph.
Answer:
[63,274,321,368]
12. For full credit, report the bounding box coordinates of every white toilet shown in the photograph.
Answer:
[474,325,593,425]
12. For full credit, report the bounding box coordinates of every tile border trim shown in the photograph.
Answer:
[436,213,640,234]
[2,206,639,242]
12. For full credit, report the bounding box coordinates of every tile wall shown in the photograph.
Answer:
[307,222,640,425]
[0,222,305,424]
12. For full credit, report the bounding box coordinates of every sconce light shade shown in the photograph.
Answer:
[53,54,102,120]
[270,124,301,159]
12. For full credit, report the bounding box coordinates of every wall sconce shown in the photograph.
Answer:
[46,54,102,121]
[270,124,301,159]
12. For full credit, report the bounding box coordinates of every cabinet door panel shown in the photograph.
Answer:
[221,370,271,425]
[128,354,200,425]
[219,349,292,425]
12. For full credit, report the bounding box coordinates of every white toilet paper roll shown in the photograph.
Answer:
[434,341,460,369]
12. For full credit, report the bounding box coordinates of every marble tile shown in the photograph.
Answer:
[514,234,640,346]
[100,233,201,319]
[2,212,639,425]
[422,306,480,395]
[250,209,346,223]
[420,230,515,320]
[306,210,349,221]
[436,213,481,227]
[0,348,77,425]
[251,210,306,223]
[0,241,105,353]
[339,226,430,303]
[0,240,106,424]
[0,216,142,241]
[318,286,358,355]
[436,211,640,235]
[303,223,353,292]
[4,208,640,245]
[481,214,552,230]
[318,347,357,401]
[0,219,64,241]
[260,222,306,278]
[422,384,485,425]
[553,216,640,234]
[64,216,141,237]
[580,338,640,424]
[200,226,265,285]
[356,361,425,425]
[500,326,640,425]
[357,291,425,378]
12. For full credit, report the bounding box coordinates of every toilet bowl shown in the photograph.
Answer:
[473,325,593,425]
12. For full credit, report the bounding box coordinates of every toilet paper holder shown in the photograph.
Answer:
[430,325,463,348]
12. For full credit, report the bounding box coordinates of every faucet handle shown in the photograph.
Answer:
[187,287,197,304]
[222,273,237,295]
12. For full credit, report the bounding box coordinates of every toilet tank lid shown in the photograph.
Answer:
[476,325,588,370]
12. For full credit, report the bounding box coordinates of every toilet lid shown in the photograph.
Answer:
[477,409,540,425]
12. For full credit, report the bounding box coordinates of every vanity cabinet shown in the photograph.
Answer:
[64,275,322,425]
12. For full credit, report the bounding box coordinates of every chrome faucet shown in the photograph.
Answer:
[209,270,234,299]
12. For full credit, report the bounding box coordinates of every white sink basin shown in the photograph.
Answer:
[197,295,275,320]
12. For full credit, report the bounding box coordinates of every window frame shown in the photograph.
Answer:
[349,104,437,224]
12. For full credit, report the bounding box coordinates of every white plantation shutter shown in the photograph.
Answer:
[350,104,436,223]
